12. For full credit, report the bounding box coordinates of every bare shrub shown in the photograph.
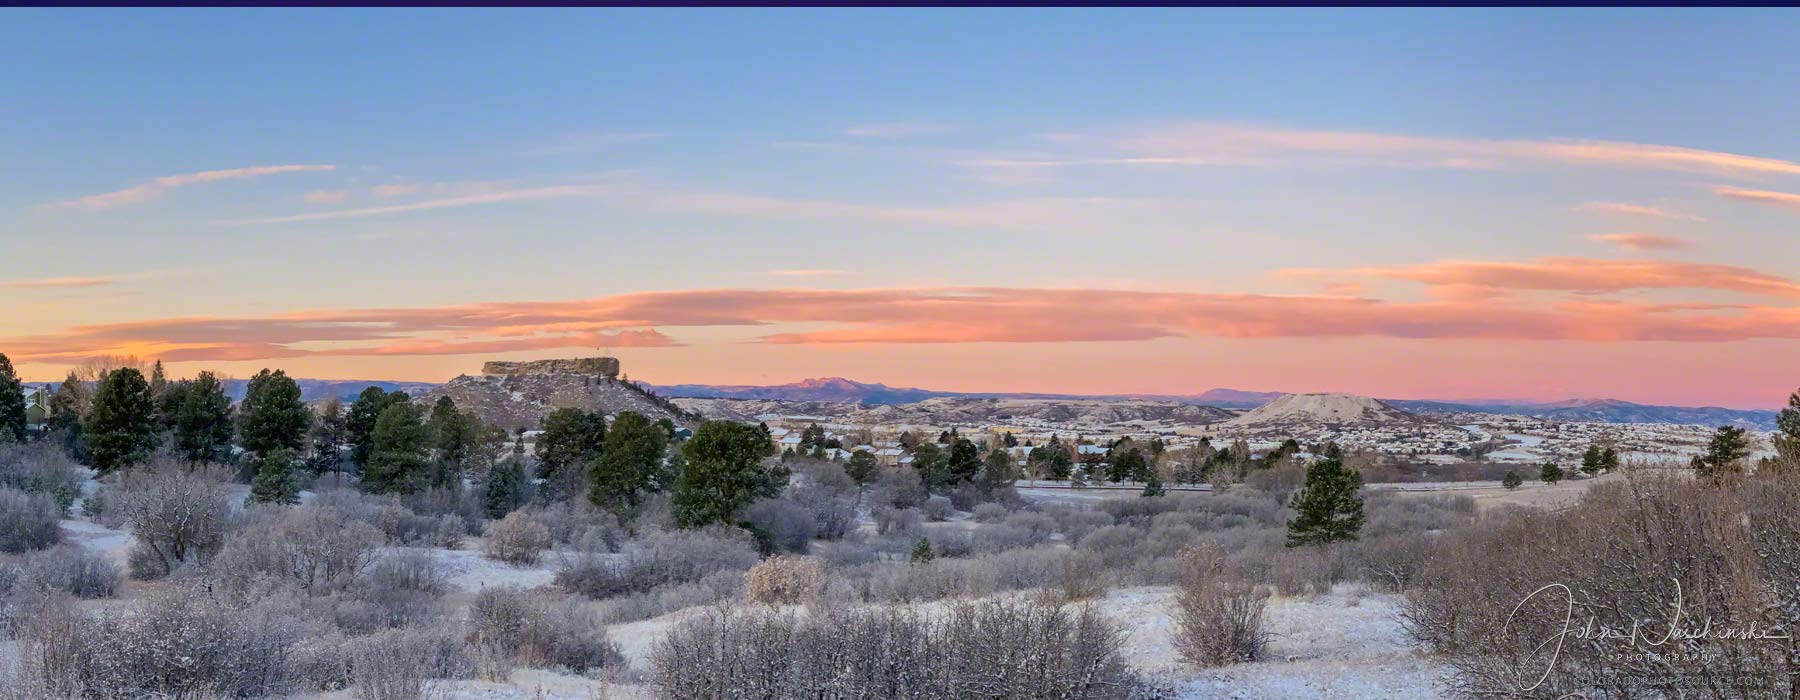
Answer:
[743,555,823,605]
[212,503,384,596]
[873,505,922,535]
[921,494,954,521]
[1171,542,1269,667]
[971,501,1010,523]
[789,460,858,540]
[1058,549,1109,601]
[1078,525,1144,568]
[466,587,624,675]
[348,626,471,700]
[10,585,315,699]
[483,510,552,566]
[970,523,1043,554]
[741,497,817,553]
[651,599,1167,699]
[1002,510,1057,539]
[555,526,757,599]
[530,500,626,546]
[115,466,230,579]
[374,501,466,548]
[12,546,120,599]
[0,487,63,553]
[1404,473,1800,697]
[0,444,83,515]
[1054,508,1115,542]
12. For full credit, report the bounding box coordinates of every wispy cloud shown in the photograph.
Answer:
[1716,186,1800,212]
[43,165,336,211]
[845,122,955,138]
[1281,257,1800,298]
[0,276,113,289]
[1576,201,1701,221]
[13,279,1800,363]
[1587,233,1694,251]
[304,190,350,204]
[218,185,614,225]
[962,123,1800,179]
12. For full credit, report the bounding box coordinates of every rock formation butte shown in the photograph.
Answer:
[422,357,692,431]
[1221,393,1423,428]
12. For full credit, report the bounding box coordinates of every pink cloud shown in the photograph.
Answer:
[1585,233,1694,251]
[1291,257,1800,298]
[1716,186,1800,212]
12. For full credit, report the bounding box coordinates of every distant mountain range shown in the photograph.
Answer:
[220,379,442,404]
[646,377,1779,429]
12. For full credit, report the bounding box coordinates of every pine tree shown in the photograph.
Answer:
[86,368,160,473]
[0,353,26,443]
[673,420,780,528]
[361,400,427,494]
[311,398,348,480]
[248,447,300,505]
[347,387,397,468]
[1692,425,1750,483]
[910,538,934,564]
[483,460,529,519]
[1601,446,1620,472]
[172,371,233,463]
[978,447,1016,495]
[1502,470,1522,489]
[1580,445,1604,476]
[237,369,311,458]
[587,410,668,511]
[147,360,169,426]
[846,449,878,485]
[536,407,607,497]
[1765,390,1800,475]
[1141,470,1166,497]
[426,396,477,490]
[1285,450,1364,547]
[1539,461,1564,485]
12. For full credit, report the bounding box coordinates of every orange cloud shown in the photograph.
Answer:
[1294,257,1800,298]
[0,276,114,289]
[1577,201,1700,221]
[43,165,336,211]
[1716,186,1800,212]
[9,283,1800,365]
[1586,233,1694,251]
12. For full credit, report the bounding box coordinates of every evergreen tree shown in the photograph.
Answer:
[1601,446,1620,472]
[0,353,26,443]
[536,407,607,497]
[1692,425,1750,483]
[171,371,233,463]
[978,447,1016,495]
[86,368,160,473]
[47,372,86,457]
[938,437,982,489]
[148,360,170,426]
[1141,470,1165,497]
[248,447,300,505]
[237,369,311,458]
[483,460,530,519]
[673,420,781,528]
[1029,440,1073,481]
[1002,432,1018,448]
[310,398,348,480]
[910,538,934,564]
[426,396,478,489]
[1107,447,1149,483]
[846,449,879,485]
[1285,449,1364,547]
[361,400,428,494]
[1539,461,1564,485]
[1580,445,1604,476]
[1765,389,1800,475]
[587,410,668,510]
[1502,470,1522,489]
[346,386,396,468]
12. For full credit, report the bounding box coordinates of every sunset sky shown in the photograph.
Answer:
[6,8,1800,407]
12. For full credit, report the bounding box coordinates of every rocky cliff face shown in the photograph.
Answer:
[423,357,691,431]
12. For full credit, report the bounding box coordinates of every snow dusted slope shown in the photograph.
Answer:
[1223,393,1425,429]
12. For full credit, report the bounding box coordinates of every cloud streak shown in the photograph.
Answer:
[1585,233,1694,251]
[44,165,336,210]
[0,276,114,289]
[963,123,1800,179]
[1716,186,1800,212]
[1577,201,1700,221]
[11,276,1800,364]
[1283,257,1800,299]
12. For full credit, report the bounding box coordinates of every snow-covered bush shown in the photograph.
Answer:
[0,487,62,553]
[651,599,1170,699]
[213,503,384,596]
[466,587,623,675]
[555,526,757,599]
[743,555,823,605]
[482,510,551,566]
[921,494,954,521]
[114,466,230,579]
[741,496,817,553]
[0,443,83,515]
[1171,541,1268,667]
[347,625,473,700]
[11,545,119,599]
[873,504,922,535]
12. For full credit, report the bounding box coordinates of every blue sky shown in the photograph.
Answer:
[6,9,1800,406]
